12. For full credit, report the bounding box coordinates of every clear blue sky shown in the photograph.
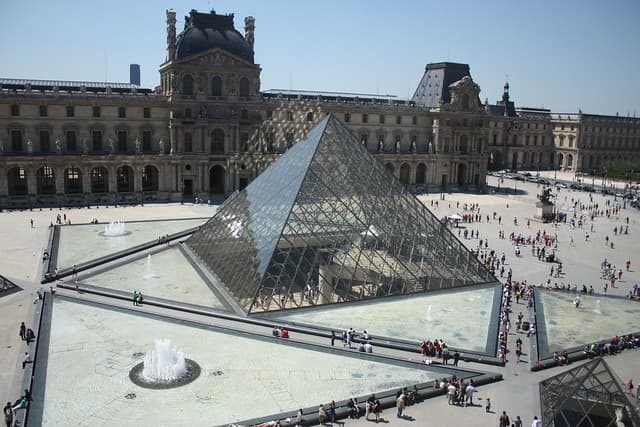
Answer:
[2,0,639,116]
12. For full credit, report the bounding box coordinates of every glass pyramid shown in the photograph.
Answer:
[539,358,640,426]
[187,114,496,314]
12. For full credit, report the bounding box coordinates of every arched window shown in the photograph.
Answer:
[211,76,222,97]
[211,129,225,154]
[91,167,108,193]
[306,112,314,122]
[384,163,395,176]
[117,166,134,192]
[37,166,56,195]
[239,77,250,98]
[399,163,410,184]
[567,154,574,167]
[182,75,193,96]
[416,163,427,184]
[64,167,82,194]
[209,165,225,194]
[7,167,28,196]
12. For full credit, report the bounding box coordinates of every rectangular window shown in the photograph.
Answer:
[266,110,272,119]
[40,130,50,153]
[93,106,101,117]
[379,114,385,124]
[118,107,126,118]
[143,130,152,152]
[396,115,401,125]
[344,113,351,123]
[10,104,19,116]
[143,107,151,119]
[92,131,103,152]
[360,133,368,147]
[533,135,538,145]
[39,105,48,117]
[184,132,193,153]
[11,130,22,152]
[66,131,77,153]
[412,116,417,125]
[66,106,75,117]
[362,114,368,123]
[117,130,127,152]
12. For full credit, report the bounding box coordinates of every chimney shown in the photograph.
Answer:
[166,9,177,61]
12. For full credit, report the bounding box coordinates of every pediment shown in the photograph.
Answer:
[177,48,256,69]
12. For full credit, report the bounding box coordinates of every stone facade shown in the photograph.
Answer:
[0,8,638,208]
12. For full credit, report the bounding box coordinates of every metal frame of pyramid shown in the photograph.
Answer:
[539,358,640,426]
[186,114,497,314]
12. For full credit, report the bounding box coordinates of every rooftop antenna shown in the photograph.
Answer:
[104,49,108,83]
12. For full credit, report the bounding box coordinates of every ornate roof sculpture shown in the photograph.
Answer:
[186,114,496,314]
[539,358,640,427]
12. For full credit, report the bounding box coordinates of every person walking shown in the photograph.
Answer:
[19,322,26,341]
[499,411,511,427]
[396,392,405,417]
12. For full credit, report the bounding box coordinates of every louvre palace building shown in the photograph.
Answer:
[1,8,639,208]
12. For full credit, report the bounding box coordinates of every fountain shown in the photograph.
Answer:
[143,254,158,279]
[594,300,603,315]
[426,305,433,322]
[143,339,187,382]
[129,338,200,389]
[103,220,127,237]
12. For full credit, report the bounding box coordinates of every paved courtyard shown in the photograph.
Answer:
[1,171,639,426]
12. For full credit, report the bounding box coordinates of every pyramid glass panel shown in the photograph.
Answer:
[539,358,640,426]
[187,114,496,314]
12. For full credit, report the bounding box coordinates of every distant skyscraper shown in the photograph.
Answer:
[129,64,140,86]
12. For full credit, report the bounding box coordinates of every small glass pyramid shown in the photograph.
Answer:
[539,358,640,426]
[187,114,496,314]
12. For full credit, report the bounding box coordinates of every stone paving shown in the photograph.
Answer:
[1,172,639,426]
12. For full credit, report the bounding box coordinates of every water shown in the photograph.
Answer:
[594,299,602,315]
[104,220,127,236]
[142,339,187,382]
[143,254,158,279]
[426,304,433,322]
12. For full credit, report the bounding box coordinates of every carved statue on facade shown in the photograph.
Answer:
[159,138,165,154]
[411,140,417,153]
[395,140,401,153]
[244,16,255,51]
[135,137,141,154]
[378,140,383,153]
[26,139,33,154]
[82,138,89,154]
[428,140,433,153]
[108,138,115,154]
[55,139,62,154]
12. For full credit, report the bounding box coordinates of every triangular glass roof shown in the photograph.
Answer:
[187,114,496,314]
[539,358,640,426]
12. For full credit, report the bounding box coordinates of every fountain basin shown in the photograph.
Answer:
[130,359,200,390]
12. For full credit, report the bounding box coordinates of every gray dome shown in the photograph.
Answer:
[174,10,254,64]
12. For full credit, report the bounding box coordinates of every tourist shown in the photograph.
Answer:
[364,341,373,353]
[396,391,405,417]
[132,290,138,306]
[499,410,511,427]
[25,328,35,344]
[531,415,542,427]
[136,292,144,306]
[373,399,382,422]
[272,326,280,337]
[295,408,303,425]
[19,322,26,341]
[485,397,491,413]
[317,404,326,425]
[4,402,13,427]
[514,415,523,427]
[465,381,476,406]
[22,352,32,369]
[328,400,336,424]
[330,330,336,346]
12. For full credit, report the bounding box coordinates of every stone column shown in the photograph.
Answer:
[81,165,91,194]
[133,165,142,192]
[318,264,333,304]
[55,166,65,195]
